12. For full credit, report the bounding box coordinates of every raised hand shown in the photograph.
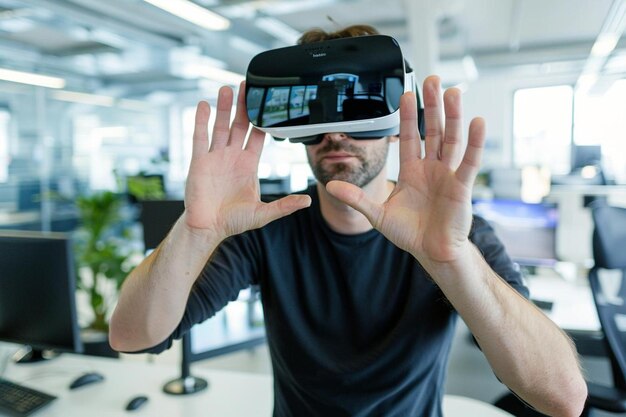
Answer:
[326,76,485,264]
[184,83,311,240]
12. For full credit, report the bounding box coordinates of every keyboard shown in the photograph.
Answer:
[0,377,56,416]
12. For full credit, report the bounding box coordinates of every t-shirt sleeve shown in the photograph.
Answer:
[136,231,262,354]
[469,215,529,299]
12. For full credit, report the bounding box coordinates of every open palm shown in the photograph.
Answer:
[184,84,311,240]
[327,76,485,264]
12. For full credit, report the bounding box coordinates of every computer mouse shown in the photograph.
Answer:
[125,395,149,411]
[68,372,105,390]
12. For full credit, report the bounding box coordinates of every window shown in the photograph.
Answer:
[72,110,165,191]
[574,79,626,183]
[169,105,218,183]
[513,85,573,175]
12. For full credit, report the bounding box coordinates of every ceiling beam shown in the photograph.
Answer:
[21,0,183,48]
[576,0,626,93]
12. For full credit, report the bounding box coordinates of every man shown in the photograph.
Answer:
[110,25,587,417]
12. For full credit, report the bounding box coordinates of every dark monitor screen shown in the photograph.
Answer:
[138,200,185,250]
[472,199,559,266]
[0,231,82,353]
[139,195,287,251]
[572,145,601,170]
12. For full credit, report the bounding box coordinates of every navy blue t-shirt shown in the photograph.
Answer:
[146,185,527,416]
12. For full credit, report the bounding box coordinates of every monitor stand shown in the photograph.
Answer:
[162,333,208,395]
[13,346,58,364]
[163,375,208,395]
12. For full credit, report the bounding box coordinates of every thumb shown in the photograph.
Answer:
[326,181,382,227]
[254,194,311,227]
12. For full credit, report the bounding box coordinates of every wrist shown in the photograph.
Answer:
[179,213,226,250]
[417,240,479,282]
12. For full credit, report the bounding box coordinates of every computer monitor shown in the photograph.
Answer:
[139,195,286,251]
[126,174,166,203]
[572,145,602,170]
[138,200,184,251]
[472,199,559,267]
[0,231,83,362]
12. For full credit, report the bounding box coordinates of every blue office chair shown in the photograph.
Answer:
[584,202,626,415]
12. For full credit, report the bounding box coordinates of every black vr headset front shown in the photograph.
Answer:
[245,35,426,145]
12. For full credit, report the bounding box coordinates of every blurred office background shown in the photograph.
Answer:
[0,0,625,235]
[1,0,626,414]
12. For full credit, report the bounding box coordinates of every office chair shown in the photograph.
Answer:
[493,203,626,417]
[583,202,626,415]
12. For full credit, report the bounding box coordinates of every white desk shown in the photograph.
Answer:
[2,353,272,417]
[526,274,600,333]
[1,352,512,417]
[525,270,607,357]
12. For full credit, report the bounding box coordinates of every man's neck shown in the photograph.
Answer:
[316,170,394,235]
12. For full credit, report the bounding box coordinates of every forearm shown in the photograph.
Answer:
[109,214,222,352]
[420,243,587,417]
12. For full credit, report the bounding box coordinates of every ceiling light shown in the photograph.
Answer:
[576,0,626,93]
[143,0,230,31]
[118,99,156,111]
[51,90,115,107]
[576,73,598,94]
[0,68,65,89]
[591,33,619,57]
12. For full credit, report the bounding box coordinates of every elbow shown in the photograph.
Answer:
[108,333,123,353]
[567,378,588,417]
[551,375,588,417]
[108,316,129,352]
[108,311,168,354]
[519,372,588,417]
[108,311,144,353]
[108,322,151,353]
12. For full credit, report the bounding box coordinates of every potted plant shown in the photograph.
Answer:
[73,191,139,355]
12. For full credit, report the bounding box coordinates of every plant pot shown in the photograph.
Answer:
[80,328,119,358]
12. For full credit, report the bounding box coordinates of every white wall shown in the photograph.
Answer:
[386,70,579,179]
[461,70,579,170]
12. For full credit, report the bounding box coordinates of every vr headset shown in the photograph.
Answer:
[245,35,425,145]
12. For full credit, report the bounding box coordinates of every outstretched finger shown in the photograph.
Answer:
[440,88,464,169]
[423,76,444,160]
[456,117,486,186]
[191,101,210,159]
[209,86,234,151]
[228,81,250,149]
[398,92,421,164]
[254,194,312,227]
[325,180,383,228]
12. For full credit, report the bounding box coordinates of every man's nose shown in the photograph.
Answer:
[322,132,348,142]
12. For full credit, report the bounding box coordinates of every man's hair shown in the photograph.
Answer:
[297,24,380,45]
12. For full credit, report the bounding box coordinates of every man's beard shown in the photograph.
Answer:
[308,140,388,188]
